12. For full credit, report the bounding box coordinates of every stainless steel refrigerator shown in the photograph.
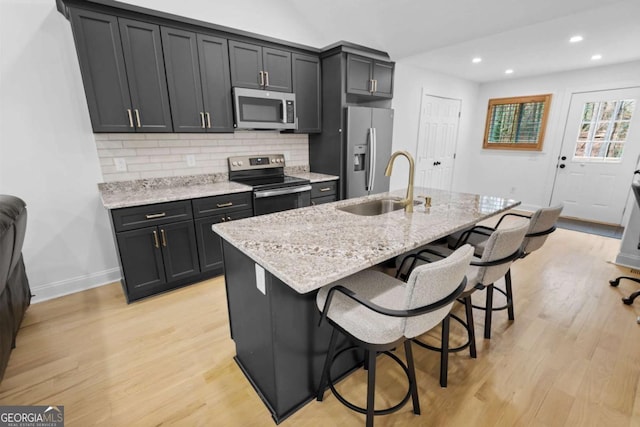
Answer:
[345,106,394,198]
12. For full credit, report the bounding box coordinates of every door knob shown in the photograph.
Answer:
[561,156,567,161]
[559,164,566,169]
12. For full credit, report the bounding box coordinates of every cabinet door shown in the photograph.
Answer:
[292,53,321,133]
[69,9,134,133]
[372,61,394,98]
[117,226,166,293]
[159,220,200,282]
[198,34,234,132]
[229,41,263,90]
[346,54,373,96]
[195,209,252,274]
[161,27,206,132]
[119,18,173,132]
[262,47,292,93]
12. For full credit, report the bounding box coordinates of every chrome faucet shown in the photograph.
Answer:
[384,151,415,213]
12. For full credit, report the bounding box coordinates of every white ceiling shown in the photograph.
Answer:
[285,0,640,82]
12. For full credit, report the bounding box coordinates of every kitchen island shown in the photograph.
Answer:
[212,187,519,423]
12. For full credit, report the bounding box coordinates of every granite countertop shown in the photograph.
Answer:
[98,173,252,209]
[212,188,520,294]
[98,170,339,209]
[289,171,339,183]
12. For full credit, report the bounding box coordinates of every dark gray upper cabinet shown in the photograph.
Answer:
[161,28,233,132]
[69,9,134,133]
[69,9,172,132]
[161,27,206,132]
[372,61,394,98]
[292,53,321,133]
[346,54,394,99]
[262,47,292,92]
[229,41,292,92]
[197,34,233,132]
[118,18,173,132]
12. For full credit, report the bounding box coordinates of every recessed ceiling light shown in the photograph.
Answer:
[472,57,482,64]
[569,35,583,43]
[591,54,602,60]
[505,69,514,74]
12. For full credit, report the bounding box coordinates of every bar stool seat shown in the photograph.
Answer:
[316,245,474,427]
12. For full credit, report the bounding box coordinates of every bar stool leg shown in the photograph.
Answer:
[404,340,421,415]
[505,269,515,320]
[464,295,477,358]
[365,349,377,427]
[484,285,494,339]
[317,328,339,401]
[440,315,450,387]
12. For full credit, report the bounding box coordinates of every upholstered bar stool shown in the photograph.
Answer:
[395,218,529,387]
[315,245,474,427]
[447,205,563,338]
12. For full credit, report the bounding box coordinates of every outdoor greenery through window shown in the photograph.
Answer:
[574,99,636,161]
[483,94,552,151]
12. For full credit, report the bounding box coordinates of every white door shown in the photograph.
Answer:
[551,87,640,225]
[415,93,461,191]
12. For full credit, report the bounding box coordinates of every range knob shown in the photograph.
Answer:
[271,159,277,163]
[238,161,244,166]
[231,161,238,166]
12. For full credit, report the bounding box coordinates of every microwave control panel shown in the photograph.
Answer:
[286,101,295,123]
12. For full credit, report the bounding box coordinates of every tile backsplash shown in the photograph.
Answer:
[95,132,309,182]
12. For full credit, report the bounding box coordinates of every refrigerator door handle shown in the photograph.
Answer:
[370,127,377,192]
[367,127,374,192]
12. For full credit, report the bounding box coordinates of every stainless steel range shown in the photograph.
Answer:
[228,154,311,216]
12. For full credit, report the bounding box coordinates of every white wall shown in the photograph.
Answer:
[459,60,640,211]
[390,62,479,191]
[0,1,120,301]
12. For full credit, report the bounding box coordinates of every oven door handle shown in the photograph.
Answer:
[254,185,312,198]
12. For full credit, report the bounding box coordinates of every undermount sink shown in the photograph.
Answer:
[337,198,420,216]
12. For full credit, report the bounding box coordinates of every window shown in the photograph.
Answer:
[573,99,636,162]
[483,94,552,151]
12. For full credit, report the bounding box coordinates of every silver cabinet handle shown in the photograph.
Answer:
[134,109,141,128]
[205,112,211,128]
[152,230,160,248]
[373,79,378,93]
[126,109,134,128]
[264,71,269,87]
[200,112,205,128]
[160,229,167,247]
[369,79,373,93]
[145,213,166,219]
[259,70,264,87]
[216,202,233,208]
[319,187,332,192]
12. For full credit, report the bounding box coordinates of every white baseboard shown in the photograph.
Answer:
[30,268,122,304]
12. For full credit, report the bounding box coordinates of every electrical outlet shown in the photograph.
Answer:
[510,186,516,194]
[114,158,127,172]
[186,154,196,167]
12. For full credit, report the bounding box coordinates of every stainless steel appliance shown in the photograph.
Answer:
[345,106,394,198]
[233,88,297,130]
[228,154,311,215]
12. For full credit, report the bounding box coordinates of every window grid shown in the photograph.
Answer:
[574,99,635,162]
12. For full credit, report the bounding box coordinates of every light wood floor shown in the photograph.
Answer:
[1,228,639,426]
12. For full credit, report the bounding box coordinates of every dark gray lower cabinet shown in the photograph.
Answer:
[310,180,338,205]
[116,220,199,302]
[195,209,252,273]
[111,193,253,302]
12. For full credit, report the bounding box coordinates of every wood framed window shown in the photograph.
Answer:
[483,94,552,151]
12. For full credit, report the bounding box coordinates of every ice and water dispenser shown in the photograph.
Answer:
[353,144,367,172]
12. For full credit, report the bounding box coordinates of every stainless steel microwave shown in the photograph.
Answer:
[233,87,297,130]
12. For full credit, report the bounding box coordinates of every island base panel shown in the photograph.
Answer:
[222,240,362,423]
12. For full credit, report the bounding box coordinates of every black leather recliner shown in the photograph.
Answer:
[0,195,31,382]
